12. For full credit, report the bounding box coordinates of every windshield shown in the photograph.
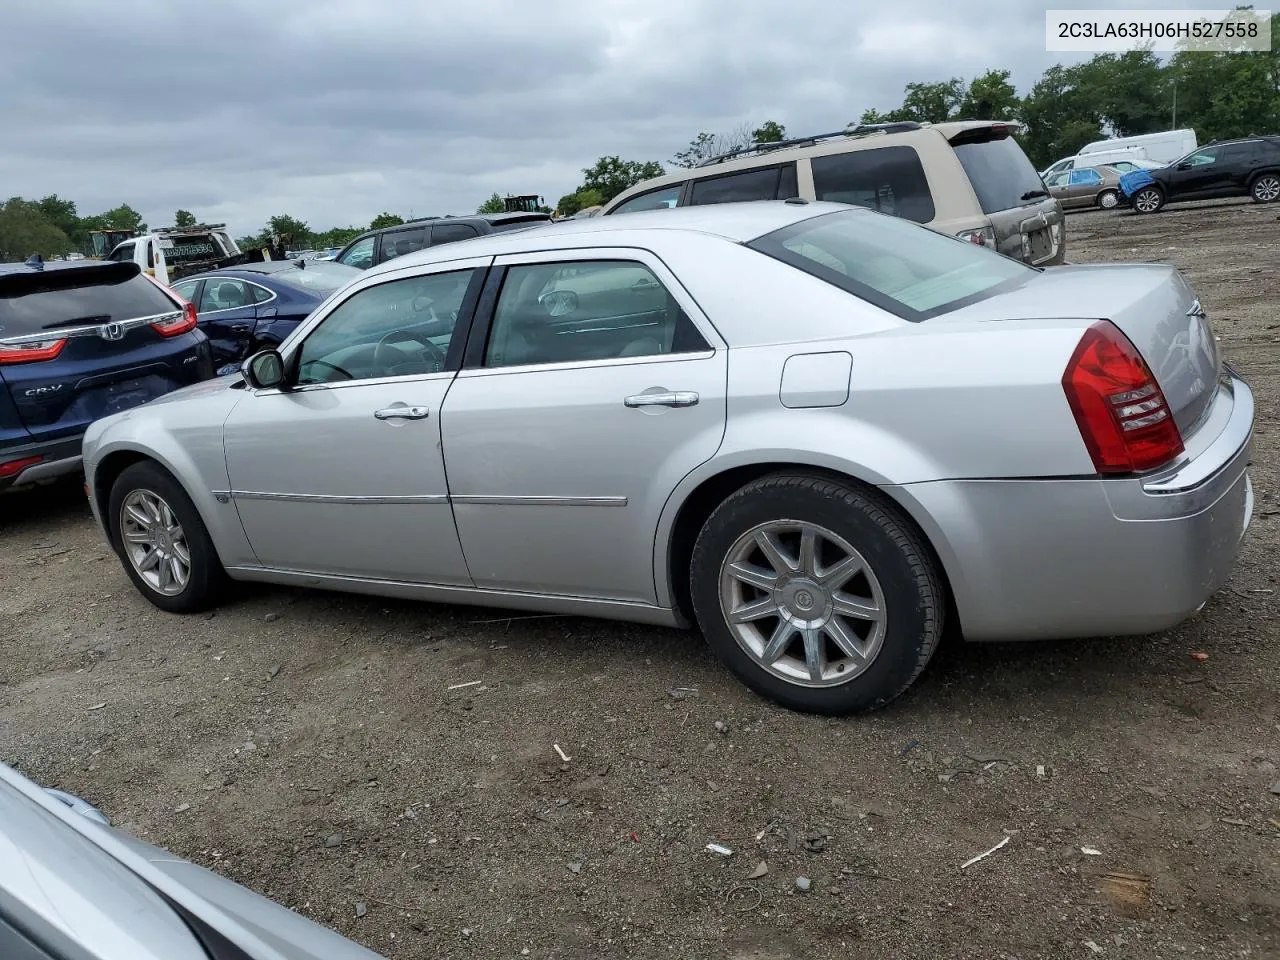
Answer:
[747,209,1033,321]
[270,261,361,294]
[951,134,1048,214]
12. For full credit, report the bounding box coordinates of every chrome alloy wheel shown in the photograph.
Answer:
[1253,175,1280,202]
[1134,188,1162,213]
[119,489,191,596]
[717,520,887,688]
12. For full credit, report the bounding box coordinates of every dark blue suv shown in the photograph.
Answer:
[0,258,214,491]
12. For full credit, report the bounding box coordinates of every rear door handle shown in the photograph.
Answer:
[374,405,429,421]
[624,391,699,408]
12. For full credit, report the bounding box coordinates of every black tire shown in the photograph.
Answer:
[1132,186,1165,214]
[689,473,944,715]
[108,460,226,613]
[1249,173,1280,204]
[1097,189,1119,210]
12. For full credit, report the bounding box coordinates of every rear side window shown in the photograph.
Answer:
[107,243,135,263]
[688,164,795,206]
[0,266,179,335]
[609,184,683,215]
[432,222,481,244]
[748,209,1031,322]
[378,228,427,263]
[951,134,1047,214]
[811,147,936,223]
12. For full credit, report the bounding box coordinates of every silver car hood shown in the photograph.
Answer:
[141,371,248,408]
[939,262,1220,436]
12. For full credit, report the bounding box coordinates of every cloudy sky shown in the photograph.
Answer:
[1,0,1202,236]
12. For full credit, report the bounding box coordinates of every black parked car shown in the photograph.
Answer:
[333,213,552,270]
[1118,136,1280,213]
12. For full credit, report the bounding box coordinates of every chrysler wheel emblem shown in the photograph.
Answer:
[98,322,124,341]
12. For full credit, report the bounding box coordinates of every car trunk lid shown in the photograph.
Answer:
[937,262,1221,436]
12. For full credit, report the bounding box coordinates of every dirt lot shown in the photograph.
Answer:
[2,200,1278,960]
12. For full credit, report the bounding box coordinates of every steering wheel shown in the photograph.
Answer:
[373,329,447,373]
[300,358,356,382]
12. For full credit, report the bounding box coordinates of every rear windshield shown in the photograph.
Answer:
[0,265,178,336]
[747,209,1032,321]
[270,262,360,294]
[951,134,1048,214]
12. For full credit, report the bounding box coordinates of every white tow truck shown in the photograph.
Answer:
[95,223,253,284]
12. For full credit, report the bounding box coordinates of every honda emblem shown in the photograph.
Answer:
[98,322,124,341]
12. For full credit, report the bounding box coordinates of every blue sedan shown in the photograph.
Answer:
[171,260,360,374]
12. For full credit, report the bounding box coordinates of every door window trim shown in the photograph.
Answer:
[458,247,723,376]
[261,256,493,396]
[193,276,277,315]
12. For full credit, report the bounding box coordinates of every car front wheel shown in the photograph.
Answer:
[689,473,944,714]
[108,461,226,613]
[1133,186,1165,214]
[1250,174,1280,203]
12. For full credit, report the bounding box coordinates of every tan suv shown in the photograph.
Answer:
[601,120,1066,266]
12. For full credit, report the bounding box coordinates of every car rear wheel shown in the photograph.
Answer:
[1097,189,1119,209]
[689,473,944,714]
[1133,187,1165,214]
[1250,174,1280,203]
[108,461,226,613]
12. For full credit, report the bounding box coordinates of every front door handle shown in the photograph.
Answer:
[374,405,429,421]
[624,391,699,408]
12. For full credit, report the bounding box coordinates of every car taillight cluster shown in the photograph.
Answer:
[1062,320,1184,474]
[151,301,198,337]
[0,338,67,365]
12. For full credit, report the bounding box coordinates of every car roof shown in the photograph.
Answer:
[363,200,848,277]
[0,258,121,275]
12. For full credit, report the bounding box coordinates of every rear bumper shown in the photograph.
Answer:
[890,371,1254,641]
[0,435,83,491]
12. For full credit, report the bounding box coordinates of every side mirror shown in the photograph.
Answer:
[1177,162,1192,170]
[242,349,286,390]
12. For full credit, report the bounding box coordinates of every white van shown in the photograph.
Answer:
[1079,129,1197,164]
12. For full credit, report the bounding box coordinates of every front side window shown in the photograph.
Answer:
[688,165,794,206]
[1184,148,1221,166]
[748,209,1032,322]
[199,279,250,312]
[811,146,936,223]
[484,260,708,368]
[338,236,375,269]
[296,269,474,384]
[609,184,683,215]
[1046,172,1069,188]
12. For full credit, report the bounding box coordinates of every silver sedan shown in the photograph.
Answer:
[83,201,1255,714]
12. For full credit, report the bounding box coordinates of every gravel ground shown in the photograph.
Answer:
[2,199,1278,960]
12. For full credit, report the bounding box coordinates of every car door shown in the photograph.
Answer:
[1219,142,1258,195]
[1045,172,1073,207]
[1068,168,1102,206]
[195,277,258,369]
[439,249,728,603]
[1167,146,1224,198]
[222,259,488,584]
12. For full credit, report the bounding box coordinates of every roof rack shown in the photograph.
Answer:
[695,121,924,167]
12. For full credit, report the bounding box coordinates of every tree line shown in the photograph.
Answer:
[4,13,1276,262]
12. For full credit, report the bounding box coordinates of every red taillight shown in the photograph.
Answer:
[151,301,198,337]
[0,455,43,479]
[0,338,67,365]
[1062,320,1184,474]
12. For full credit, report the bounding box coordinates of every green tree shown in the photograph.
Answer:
[1075,51,1169,136]
[958,69,1020,120]
[556,187,604,217]
[35,195,82,244]
[369,212,404,229]
[267,214,310,246]
[672,125,755,167]
[580,156,664,201]
[97,203,147,235]
[173,209,197,228]
[0,197,72,260]
[313,226,363,248]
[752,120,786,143]
[476,194,505,214]
[899,79,966,122]
[1018,64,1101,168]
